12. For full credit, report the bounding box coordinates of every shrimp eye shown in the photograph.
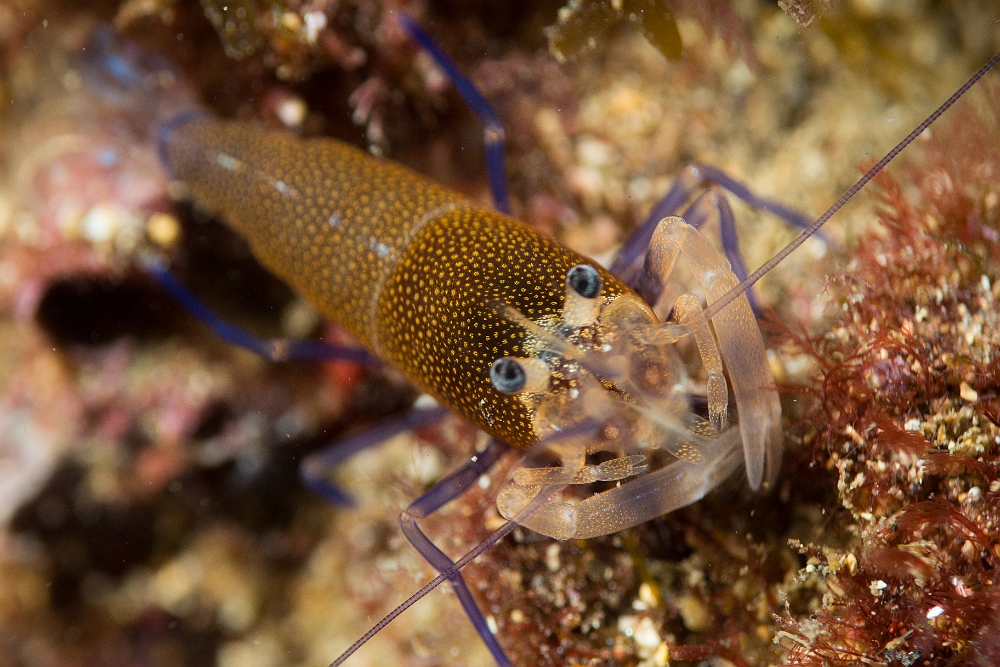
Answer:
[490,357,526,394]
[566,264,602,299]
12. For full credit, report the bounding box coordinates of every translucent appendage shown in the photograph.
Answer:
[647,217,782,490]
[512,454,648,485]
[488,256,755,539]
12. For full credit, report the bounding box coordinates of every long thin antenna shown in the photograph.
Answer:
[328,483,565,667]
[328,523,516,666]
[704,50,1000,321]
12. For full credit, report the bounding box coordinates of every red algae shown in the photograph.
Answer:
[777,82,1000,667]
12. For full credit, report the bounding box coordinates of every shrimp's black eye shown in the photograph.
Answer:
[567,264,602,299]
[490,357,526,393]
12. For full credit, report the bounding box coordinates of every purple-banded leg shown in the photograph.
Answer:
[88,25,171,89]
[157,110,209,169]
[611,163,816,300]
[144,258,378,364]
[300,405,449,506]
[398,12,511,215]
[398,438,511,667]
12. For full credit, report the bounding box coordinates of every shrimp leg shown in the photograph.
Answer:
[568,427,744,540]
[145,258,377,363]
[300,405,448,505]
[554,211,783,541]
[612,163,817,299]
[399,12,510,214]
[398,438,511,666]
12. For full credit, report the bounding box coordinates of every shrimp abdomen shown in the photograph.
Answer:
[162,118,462,345]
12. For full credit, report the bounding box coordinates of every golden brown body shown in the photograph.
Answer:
[163,118,629,449]
[163,113,783,544]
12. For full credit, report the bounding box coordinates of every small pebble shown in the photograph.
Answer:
[959,382,978,402]
[146,212,181,247]
[677,594,710,632]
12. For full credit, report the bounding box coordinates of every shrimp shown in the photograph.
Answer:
[151,20,787,663]
[7,9,996,667]
[159,112,780,541]
[153,14,1000,664]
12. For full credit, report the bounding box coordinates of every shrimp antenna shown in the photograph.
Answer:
[328,482,565,667]
[704,49,1000,321]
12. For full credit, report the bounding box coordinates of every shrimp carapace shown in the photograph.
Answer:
[162,119,625,447]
